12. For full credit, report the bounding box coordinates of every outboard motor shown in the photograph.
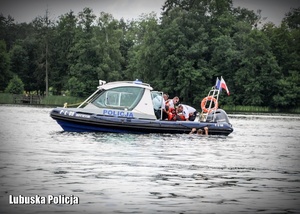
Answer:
[206,109,231,125]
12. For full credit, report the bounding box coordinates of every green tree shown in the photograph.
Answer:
[9,43,29,85]
[67,7,99,97]
[159,7,210,104]
[67,76,85,97]
[153,0,236,105]
[283,7,300,29]
[262,7,300,108]
[1,1,298,111]
[0,40,11,91]
[5,75,24,94]
[96,12,124,82]
[50,11,77,95]
[209,13,252,105]
[126,13,160,84]
[233,29,280,106]
[15,37,40,93]
[0,15,16,51]
[29,11,55,95]
[118,18,135,74]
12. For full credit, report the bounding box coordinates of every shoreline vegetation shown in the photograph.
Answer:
[1,3,299,112]
[0,93,83,108]
[0,93,299,114]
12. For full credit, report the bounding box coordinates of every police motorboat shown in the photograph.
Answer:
[50,80,233,135]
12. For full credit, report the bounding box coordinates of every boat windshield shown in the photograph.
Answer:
[91,86,145,110]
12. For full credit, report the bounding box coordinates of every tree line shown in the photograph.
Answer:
[0,0,299,110]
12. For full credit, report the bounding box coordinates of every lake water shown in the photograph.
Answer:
[0,105,299,214]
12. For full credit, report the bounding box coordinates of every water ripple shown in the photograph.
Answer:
[0,105,300,214]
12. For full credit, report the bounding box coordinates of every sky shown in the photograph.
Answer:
[1,0,299,25]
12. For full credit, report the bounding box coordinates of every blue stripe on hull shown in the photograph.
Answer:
[56,119,145,134]
[50,108,233,135]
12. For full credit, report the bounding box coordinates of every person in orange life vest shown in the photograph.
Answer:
[168,107,178,120]
[177,104,197,121]
[165,96,180,120]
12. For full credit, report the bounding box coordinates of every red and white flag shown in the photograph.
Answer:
[215,76,230,95]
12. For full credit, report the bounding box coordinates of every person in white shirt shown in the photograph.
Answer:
[152,93,166,119]
[177,104,197,121]
[166,96,179,109]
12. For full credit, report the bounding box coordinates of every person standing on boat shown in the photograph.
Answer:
[152,93,166,119]
[177,104,197,121]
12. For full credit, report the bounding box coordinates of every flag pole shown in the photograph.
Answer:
[213,77,221,120]
[215,76,223,112]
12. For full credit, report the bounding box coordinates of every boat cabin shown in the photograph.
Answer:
[78,80,163,120]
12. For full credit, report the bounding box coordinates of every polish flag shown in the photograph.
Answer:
[216,77,230,95]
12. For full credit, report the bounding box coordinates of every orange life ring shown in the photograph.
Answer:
[201,96,218,113]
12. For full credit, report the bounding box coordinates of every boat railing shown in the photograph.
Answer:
[100,80,151,88]
[200,87,220,122]
[77,87,102,108]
